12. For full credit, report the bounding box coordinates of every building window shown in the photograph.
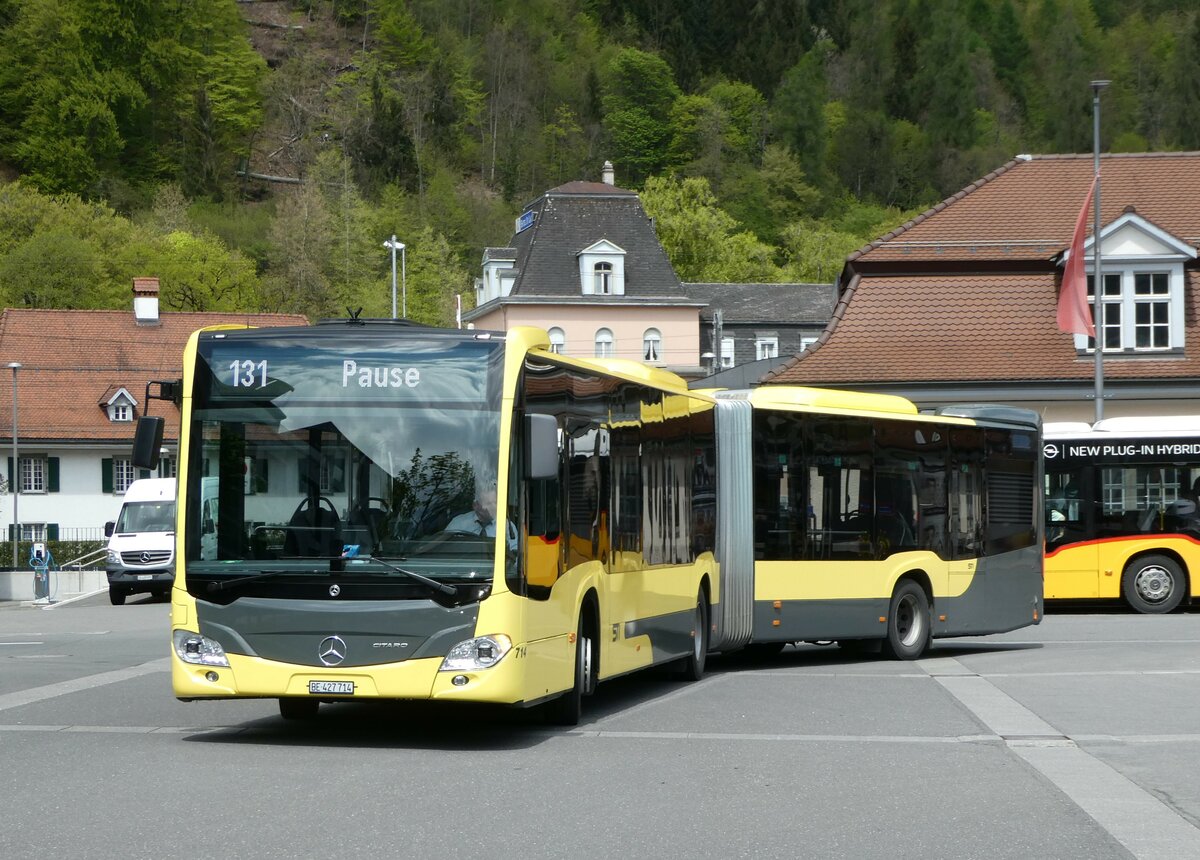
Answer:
[113,458,135,493]
[720,337,735,369]
[800,337,818,352]
[19,523,46,542]
[595,327,614,358]
[158,458,176,479]
[111,403,131,422]
[21,456,45,493]
[548,327,566,354]
[1088,270,1177,352]
[594,262,613,295]
[755,336,779,360]
[643,328,662,362]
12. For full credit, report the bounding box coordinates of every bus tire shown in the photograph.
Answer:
[881,580,931,660]
[278,698,319,721]
[1122,555,1185,614]
[546,615,594,726]
[677,592,709,681]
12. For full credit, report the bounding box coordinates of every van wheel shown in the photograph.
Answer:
[1123,555,1185,614]
[108,587,126,606]
[880,580,931,660]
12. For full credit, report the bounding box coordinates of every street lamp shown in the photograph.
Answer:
[8,361,19,570]
[383,235,407,319]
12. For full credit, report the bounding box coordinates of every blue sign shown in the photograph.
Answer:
[515,210,536,233]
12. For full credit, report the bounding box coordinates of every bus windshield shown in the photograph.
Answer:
[184,329,506,581]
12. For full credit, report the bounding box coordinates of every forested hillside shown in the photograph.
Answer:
[1,0,1197,325]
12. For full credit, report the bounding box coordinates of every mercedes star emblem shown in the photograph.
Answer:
[318,635,347,666]
[329,584,341,597]
[140,551,152,564]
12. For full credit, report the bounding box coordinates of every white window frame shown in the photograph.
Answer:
[643,328,662,362]
[21,456,46,494]
[800,336,818,352]
[1085,267,1180,353]
[19,523,46,541]
[720,337,735,369]
[595,327,614,358]
[112,403,131,422]
[594,262,613,295]
[113,458,135,494]
[755,336,779,360]
[547,327,566,354]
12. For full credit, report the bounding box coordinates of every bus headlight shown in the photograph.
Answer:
[173,629,230,667]
[439,635,512,671]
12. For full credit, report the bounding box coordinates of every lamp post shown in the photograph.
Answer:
[8,362,19,570]
[1090,80,1109,423]
[383,235,407,319]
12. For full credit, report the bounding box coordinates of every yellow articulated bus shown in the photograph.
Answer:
[1044,417,1200,613]
[132,320,1043,723]
[707,388,1043,658]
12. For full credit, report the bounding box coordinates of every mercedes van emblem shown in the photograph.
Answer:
[318,635,347,666]
[329,584,341,597]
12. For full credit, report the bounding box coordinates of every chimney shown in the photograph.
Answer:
[602,160,615,185]
[132,277,160,325]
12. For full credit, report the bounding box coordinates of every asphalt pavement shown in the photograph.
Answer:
[2,593,1199,859]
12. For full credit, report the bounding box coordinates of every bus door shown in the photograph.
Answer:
[1045,466,1099,598]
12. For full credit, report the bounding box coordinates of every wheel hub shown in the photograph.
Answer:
[1135,566,1172,603]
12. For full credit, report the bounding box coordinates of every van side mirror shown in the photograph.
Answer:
[525,413,559,480]
[132,416,164,470]
[104,521,115,538]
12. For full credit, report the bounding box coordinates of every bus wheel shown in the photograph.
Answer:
[881,580,931,660]
[278,698,319,721]
[1122,555,1185,614]
[546,616,593,726]
[677,592,709,682]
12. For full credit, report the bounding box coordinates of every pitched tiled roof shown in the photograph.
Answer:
[686,282,836,323]
[852,152,1200,264]
[508,186,689,300]
[0,308,308,443]
[767,152,1200,387]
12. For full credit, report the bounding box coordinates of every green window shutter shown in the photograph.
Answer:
[7,523,13,541]
[48,458,59,492]
[6,457,11,489]
[101,458,113,493]
[47,523,59,540]
[254,458,269,494]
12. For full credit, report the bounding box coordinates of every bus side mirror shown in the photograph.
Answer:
[525,414,558,480]
[132,416,164,470]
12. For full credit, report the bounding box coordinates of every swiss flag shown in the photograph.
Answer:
[1057,177,1098,338]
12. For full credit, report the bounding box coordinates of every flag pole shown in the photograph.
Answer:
[1091,80,1109,423]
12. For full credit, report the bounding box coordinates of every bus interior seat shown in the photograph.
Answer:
[284,499,342,557]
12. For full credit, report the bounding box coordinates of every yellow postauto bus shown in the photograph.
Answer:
[1044,417,1200,613]
[134,321,717,724]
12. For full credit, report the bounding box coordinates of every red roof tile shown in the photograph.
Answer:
[0,308,308,442]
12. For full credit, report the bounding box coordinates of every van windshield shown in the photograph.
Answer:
[115,502,175,533]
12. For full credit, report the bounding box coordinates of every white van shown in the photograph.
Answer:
[104,477,176,606]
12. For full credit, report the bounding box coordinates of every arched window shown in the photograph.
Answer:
[594,327,614,358]
[594,261,613,294]
[643,328,662,362]
[547,327,565,354]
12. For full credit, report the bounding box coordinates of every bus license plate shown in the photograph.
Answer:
[309,680,354,695]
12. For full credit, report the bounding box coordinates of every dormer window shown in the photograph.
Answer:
[578,240,626,296]
[1072,212,1195,354]
[104,387,137,423]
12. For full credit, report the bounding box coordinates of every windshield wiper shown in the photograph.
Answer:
[206,569,304,593]
[366,557,458,597]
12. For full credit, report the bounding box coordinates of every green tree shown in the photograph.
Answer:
[1166,12,1200,148]
[771,44,832,186]
[600,48,681,182]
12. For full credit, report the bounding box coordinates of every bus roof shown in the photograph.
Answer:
[713,386,921,417]
[1046,416,1200,438]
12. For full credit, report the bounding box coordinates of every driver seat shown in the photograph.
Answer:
[284,501,341,557]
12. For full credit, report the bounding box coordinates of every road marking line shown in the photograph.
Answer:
[42,588,108,609]
[924,655,1200,859]
[0,642,43,646]
[0,657,169,712]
